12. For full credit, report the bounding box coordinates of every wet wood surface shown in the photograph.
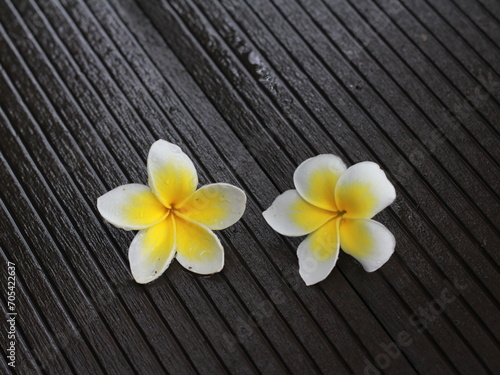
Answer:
[0,0,499,374]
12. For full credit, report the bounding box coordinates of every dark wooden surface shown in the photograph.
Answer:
[1,0,499,373]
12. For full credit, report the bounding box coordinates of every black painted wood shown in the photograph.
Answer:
[1,0,499,374]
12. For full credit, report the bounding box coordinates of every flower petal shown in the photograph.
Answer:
[298,218,341,286]
[147,140,198,207]
[263,190,336,237]
[178,183,247,230]
[294,154,347,211]
[175,215,224,274]
[335,162,396,219]
[128,215,176,283]
[339,218,395,272]
[97,184,169,230]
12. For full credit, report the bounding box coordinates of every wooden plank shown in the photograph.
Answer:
[1,0,499,373]
[422,0,500,74]
[0,104,126,374]
[131,1,498,374]
[476,0,500,22]
[373,0,500,140]
[210,0,500,324]
[0,2,225,372]
[400,0,500,99]
[136,0,500,374]
[445,0,500,49]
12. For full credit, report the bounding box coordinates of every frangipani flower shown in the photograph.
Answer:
[97,140,246,284]
[263,155,396,286]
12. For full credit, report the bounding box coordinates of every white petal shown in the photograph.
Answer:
[263,190,336,237]
[335,161,396,219]
[97,184,168,230]
[294,154,346,211]
[178,183,247,230]
[175,215,224,274]
[147,140,198,207]
[298,218,341,286]
[339,218,395,272]
[129,215,176,283]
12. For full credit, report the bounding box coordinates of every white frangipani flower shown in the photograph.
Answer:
[263,155,396,286]
[97,140,247,284]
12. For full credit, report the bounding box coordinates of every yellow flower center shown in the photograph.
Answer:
[167,205,182,218]
[333,210,347,219]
